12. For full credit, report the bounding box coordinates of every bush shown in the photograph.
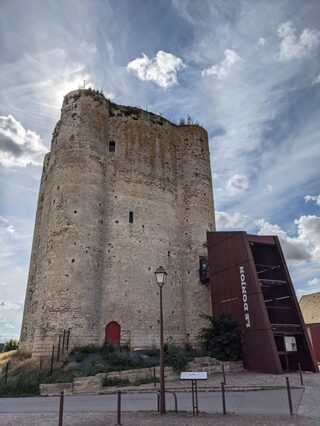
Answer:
[199,314,242,361]
[85,364,107,376]
[133,376,159,386]
[0,371,39,396]
[106,351,143,370]
[3,339,19,352]
[42,370,76,384]
[70,345,101,355]
[102,377,130,387]
[143,348,159,357]
[164,344,187,373]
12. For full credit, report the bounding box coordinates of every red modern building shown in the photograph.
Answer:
[207,231,318,374]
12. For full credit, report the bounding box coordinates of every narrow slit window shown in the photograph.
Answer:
[109,141,116,152]
[129,211,133,223]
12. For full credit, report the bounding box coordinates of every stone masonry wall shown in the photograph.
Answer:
[20,89,216,356]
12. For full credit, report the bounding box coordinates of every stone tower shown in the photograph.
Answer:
[19,89,215,357]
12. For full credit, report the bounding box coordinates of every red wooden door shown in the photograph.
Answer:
[105,321,121,345]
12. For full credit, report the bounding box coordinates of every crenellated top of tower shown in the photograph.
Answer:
[61,89,207,137]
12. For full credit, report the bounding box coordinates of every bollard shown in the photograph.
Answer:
[62,330,66,353]
[4,362,9,385]
[298,363,304,386]
[221,382,227,415]
[222,363,226,385]
[50,345,55,375]
[153,367,156,387]
[66,330,70,351]
[117,390,122,425]
[195,380,199,415]
[38,357,42,384]
[286,377,293,416]
[58,391,64,426]
[57,335,61,361]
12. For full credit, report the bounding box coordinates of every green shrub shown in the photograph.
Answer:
[41,369,77,384]
[144,348,159,357]
[102,376,130,387]
[164,344,187,373]
[85,364,107,376]
[71,345,100,355]
[199,314,242,361]
[0,371,39,396]
[3,339,19,352]
[184,342,193,352]
[132,376,159,386]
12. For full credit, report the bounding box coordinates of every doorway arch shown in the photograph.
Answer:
[105,321,121,346]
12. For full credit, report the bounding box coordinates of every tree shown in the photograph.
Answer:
[199,314,242,361]
[3,339,19,352]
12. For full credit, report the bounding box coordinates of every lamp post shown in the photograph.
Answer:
[154,266,167,415]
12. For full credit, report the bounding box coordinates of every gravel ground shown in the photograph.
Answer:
[0,412,319,426]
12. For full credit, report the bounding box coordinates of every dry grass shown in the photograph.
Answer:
[0,350,36,375]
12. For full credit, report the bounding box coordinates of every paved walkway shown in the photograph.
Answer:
[0,412,319,426]
[1,370,319,424]
[0,389,305,414]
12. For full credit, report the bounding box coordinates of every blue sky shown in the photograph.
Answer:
[0,0,320,341]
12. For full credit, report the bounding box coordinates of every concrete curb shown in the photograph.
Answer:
[99,384,304,394]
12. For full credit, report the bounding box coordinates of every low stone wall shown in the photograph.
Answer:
[40,358,244,396]
[186,357,244,374]
[40,382,74,397]
[40,366,176,396]
[73,373,105,395]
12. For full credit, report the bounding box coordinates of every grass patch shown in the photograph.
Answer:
[164,344,187,373]
[132,376,159,386]
[102,377,130,387]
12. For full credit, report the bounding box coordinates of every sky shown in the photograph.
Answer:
[0,0,320,342]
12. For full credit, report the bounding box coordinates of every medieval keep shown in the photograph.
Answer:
[19,89,215,357]
[20,89,317,373]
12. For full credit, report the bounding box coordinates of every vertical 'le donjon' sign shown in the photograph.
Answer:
[240,266,251,328]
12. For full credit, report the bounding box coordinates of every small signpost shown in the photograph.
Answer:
[180,372,207,415]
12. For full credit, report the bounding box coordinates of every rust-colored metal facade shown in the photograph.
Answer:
[207,231,318,374]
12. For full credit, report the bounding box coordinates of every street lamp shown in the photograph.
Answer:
[154,266,167,415]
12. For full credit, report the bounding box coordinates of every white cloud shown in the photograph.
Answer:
[216,210,251,231]
[5,323,15,329]
[202,49,240,79]
[305,194,320,206]
[256,215,320,264]
[308,277,320,286]
[312,73,320,85]
[277,21,320,61]
[226,174,249,195]
[0,300,21,311]
[0,216,16,235]
[0,115,47,167]
[127,50,185,88]
[295,215,320,260]
[257,37,266,47]
[6,225,15,235]
[256,219,310,263]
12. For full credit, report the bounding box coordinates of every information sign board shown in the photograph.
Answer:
[180,372,207,380]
